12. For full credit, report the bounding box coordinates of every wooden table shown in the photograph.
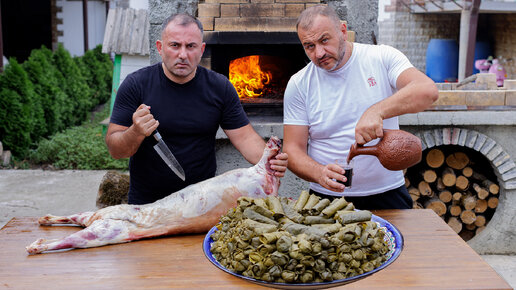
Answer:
[0,209,510,289]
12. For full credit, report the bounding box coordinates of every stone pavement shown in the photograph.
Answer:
[0,169,514,288]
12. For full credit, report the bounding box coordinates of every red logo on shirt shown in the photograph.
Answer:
[367,77,376,87]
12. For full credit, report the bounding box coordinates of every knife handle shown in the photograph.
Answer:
[153,130,161,142]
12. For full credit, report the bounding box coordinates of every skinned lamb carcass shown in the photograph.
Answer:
[26,136,282,254]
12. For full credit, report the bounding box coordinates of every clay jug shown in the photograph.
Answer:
[347,129,422,171]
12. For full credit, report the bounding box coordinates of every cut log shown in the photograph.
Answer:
[438,190,452,203]
[408,186,420,201]
[459,229,475,241]
[426,148,445,168]
[474,214,486,227]
[462,166,473,178]
[476,226,486,235]
[452,192,463,202]
[420,169,437,183]
[424,198,447,216]
[455,175,469,191]
[448,204,462,216]
[447,217,462,234]
[487,197,499,209]
[472,183,489,200]
[461,193,477,211]
[474,199,488,213]
[436,177,445,191]
[465,223,477,231]
[471,171,486,181]
[482,179,499,195]
[445,152,470,170]
[405,176,411,188]
[442,167,456,187]
[418,181,433,197]
[413,202,423,209]
[460,210,476,225]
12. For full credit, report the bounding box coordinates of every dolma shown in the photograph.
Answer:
[280,198,304,223]
[335,210,372,225]
[242,219,276,234]
[294,190,310,211]
[267,196,285,218]
[300,270,315,283]
[276,235,293,253]
[302,194,320,213]
[304,216,335,225]
[321,198,349,217]
[311,198,331,215]
[259,231,284,244]
[243,207,278,226]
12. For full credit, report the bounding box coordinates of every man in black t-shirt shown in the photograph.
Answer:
[105,13,288,204]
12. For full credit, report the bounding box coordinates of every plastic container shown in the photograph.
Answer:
[425,39,459,82]
[473,41,493,74]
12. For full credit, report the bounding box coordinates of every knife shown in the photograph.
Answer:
[152,130,186,181]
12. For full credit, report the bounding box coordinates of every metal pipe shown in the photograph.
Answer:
[0,1,3,71]
[83,0,89,52]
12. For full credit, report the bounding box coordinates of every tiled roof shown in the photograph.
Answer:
[102,8,149,55]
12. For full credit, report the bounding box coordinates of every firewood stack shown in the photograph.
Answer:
[404,147,500,241]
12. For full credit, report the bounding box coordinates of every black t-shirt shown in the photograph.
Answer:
[111,63,249,204]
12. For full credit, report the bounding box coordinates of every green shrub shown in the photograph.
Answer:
[0,59,37,156]
[76,45,113,106]
[23,46,68,136]
[53,44,92,126]
[29,124,129,170]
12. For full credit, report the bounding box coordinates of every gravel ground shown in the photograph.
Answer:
[0,169,514,288]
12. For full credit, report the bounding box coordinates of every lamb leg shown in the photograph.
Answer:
[38,212,96,226]
[27,218,134,254]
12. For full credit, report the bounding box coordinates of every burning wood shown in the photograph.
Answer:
[229,55,271,98]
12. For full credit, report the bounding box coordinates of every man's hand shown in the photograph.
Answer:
[355,106,384,145]
[317,163,346,192]
[270,152,289,177]
[132,104,159,137]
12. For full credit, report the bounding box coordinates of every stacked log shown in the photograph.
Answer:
[405,147,500,241]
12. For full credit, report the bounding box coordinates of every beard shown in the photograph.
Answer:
[327,38,347,72]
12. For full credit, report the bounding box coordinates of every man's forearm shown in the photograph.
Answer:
[105,124,146,159]
[285,149,323,183]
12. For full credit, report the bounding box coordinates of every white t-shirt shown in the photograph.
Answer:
[283,43,413,197]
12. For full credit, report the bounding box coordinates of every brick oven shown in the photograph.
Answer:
[197,0,321,116]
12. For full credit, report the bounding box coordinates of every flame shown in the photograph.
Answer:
[229,55,272,98]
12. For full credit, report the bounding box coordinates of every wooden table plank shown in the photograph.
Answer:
[0,210,510,289]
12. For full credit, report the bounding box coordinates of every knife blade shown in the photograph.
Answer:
[152,130,186,181]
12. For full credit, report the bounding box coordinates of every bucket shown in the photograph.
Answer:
[425,39,459,82]
[473,41,492,74]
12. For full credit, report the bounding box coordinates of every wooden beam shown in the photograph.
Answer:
[458,0,481,81]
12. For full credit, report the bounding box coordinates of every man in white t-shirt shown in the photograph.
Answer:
[283,5,438,209]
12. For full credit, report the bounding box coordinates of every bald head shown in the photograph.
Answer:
[296,5,342,32]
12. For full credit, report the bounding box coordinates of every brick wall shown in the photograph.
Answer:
[378,9,460,72]
[490,14,516,79]
[378,2,516,80]
[197,0,322,32]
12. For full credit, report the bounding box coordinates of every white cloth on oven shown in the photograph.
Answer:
[283,43,413,197]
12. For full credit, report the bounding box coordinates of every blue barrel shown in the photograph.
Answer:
[425,39,459,82]
[473,41,492,74]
